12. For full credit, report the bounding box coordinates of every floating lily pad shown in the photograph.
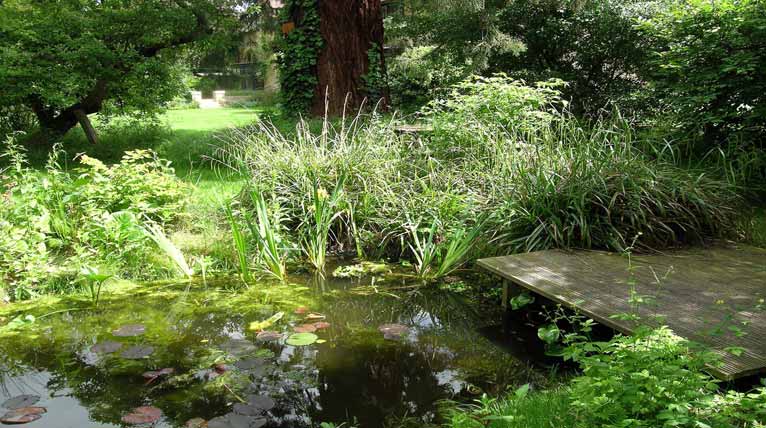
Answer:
[285,333,318,346]
[304,313,325,321]
[255,331,283,342]
[312,321,331,330]
[293,324,317,333]
[220,339,256,356]
[246,395,275,413]
[208,413,264,428]
[121,406,162,425]
[0,407,46,425]
[378,324,409,340]
[112,324,146,337]
[2,395,39,410]
[120,345,154,359]
[91,341,123,354]
[185,417,208,428]
[234,358,266,370]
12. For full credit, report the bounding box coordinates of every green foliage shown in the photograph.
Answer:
[0,137,188,300]
[407,218,484,281]
[495,0,651,115]
[387,46,472,109]
[449,328,766,428]
[361,44,387,105]
[639,0,766,151]
[222,77,741,270]
[0,0,239,139]
[277,0,323,113]
[446,388,573,428]
[301,173,346,272]
[565,327,766,427]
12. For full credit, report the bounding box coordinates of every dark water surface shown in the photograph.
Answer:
[0,269,547,428]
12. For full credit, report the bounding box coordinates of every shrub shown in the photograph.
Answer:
[0,139,188,300]
[448,328,766,428]
[638,0,766,151]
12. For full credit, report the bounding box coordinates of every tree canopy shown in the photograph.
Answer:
[0,0,248,143]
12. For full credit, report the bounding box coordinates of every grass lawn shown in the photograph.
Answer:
[162,107,262,132]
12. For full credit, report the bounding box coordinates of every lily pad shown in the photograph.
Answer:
[142,368,175,379]
[120,345,154,359]
[0,407,46,425]
[293,324,317,333]
[91,341,123,354]
[378,324,409,339]
[285,333,318,347]
[312,321,331,330]
[121,406,162,425]
[220,339,256,356]
[207,413,265,428]
[234,358,266,370]
[185,418,208,428]
[232,394,275,416]
[112,324,146,337]
[255,331,283,342]
[2,395,39,410]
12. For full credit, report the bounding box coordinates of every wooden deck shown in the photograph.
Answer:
[477,245,766,380]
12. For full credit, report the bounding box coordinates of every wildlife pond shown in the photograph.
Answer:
[0,264,550,428]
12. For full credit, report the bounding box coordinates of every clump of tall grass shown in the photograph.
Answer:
[301,173,346,271]
[218,75,742,276]
[408,218,485,281]
[225,190,291,282]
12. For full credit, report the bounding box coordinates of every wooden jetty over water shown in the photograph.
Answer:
[477,245,766,380]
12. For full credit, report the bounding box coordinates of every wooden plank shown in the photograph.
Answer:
[477,245,766,380]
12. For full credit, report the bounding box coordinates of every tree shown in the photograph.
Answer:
[639,0,766,150]
[0,0,243,145]
[278,0,388,115]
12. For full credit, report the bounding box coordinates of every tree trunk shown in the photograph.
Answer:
[311,0,388,116]
[74,109,99,145]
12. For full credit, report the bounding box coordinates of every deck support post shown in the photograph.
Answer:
[501,279,509,309]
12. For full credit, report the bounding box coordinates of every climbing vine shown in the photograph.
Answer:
[276,0,323,113]
[361,43,386,105]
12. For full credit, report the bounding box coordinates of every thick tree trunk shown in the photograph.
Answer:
[27,80,107,145]
[74,109,98,145]
[311,0,388,116]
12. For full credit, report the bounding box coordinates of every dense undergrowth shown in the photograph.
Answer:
[219,76,742,282]
[448,328,766,428]
[0,140,188,300]
[0,76,752,300]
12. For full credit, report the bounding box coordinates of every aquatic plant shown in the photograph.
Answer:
[77,265,113,307]
[248,191,289,281]
[225,203,252,283]
[408,218,485,281]
[142,222,194,278]
[301,172,347,271]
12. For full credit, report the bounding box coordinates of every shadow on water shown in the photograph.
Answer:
[0,266,553,428]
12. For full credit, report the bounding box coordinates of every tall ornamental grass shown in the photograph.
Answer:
[218,75,741,274]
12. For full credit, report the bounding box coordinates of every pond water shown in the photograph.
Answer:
[0,266,548,428]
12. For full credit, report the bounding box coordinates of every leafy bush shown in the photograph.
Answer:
[0,139,188,300]
[494,0,651,115]
[639,0,766,151]
[449,328,766,428]
[566,327,766,427]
